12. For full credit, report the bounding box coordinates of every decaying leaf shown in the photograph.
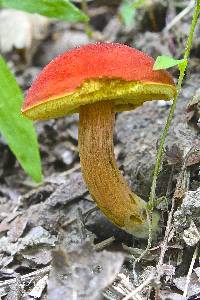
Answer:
[0,287,7,298]
[0,212,20,234]
[174,188,200,234]
[185,145,200,167]
[22,249,52,266]
[0,226,56,256]
[29,274,48,298]
[46,172,88,207]
[47,241,124,300]
[187,88,200,111]
[165,144,183,165]
[194,267,200,280]
[160,290,186,300]
[7,215,28,242]
[174,274,200,297]
[183,221,200,246]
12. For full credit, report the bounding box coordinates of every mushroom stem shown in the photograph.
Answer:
[79,101,148,234]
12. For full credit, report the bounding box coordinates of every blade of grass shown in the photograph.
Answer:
[0,56,42,182]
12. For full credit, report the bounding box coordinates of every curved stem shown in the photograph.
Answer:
[78,101,147,234]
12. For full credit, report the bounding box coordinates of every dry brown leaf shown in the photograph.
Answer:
[7,215,28,242]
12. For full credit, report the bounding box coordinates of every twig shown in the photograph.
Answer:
[183,245,198,298]
[59,164,81,176]
[61,206,97,227]
[156,196,175,284]
[94,236,115,251]
[84,206,98,222]
[154,145,196,296]
[0,266,51,288]
[122,273,155,300]
[163,0,195,33]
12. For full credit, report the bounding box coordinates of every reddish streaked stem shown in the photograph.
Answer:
[78,101,148,234]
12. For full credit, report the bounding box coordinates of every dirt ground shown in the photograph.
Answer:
[0,1,200,299]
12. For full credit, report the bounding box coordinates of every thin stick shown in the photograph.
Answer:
[156,197,175,281]
[183,245,198,298]
[163,1,195,33]
[95,236,115,251]
[61,206,97,227]
[0,266,51,288]
[122,273,155,300]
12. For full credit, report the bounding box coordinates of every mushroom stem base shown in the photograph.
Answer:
[79,101,153,235]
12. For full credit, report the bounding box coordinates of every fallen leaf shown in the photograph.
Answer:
[0,226,56,256]
[186,146,200,167]
[165,144,183,165]
[160,290,185,300]
[22,249,52,266]
[47,241,124,300]
[0,212,21,234]
[46,172,88,206]
[174,274,200,297]
[7,215,28,242]
[29,274,48,298]
[183,221,200,246]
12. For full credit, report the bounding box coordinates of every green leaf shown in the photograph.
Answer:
[153,55,186,70]
[120,0,145,27]
[120,0,136,27]
[1,0,88,22]
[0,56,42,182]
[132,0,145,9]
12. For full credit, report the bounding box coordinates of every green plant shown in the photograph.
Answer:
[128,0,200,264]
[148,0,200,210]
[153,55,186,71]
[0,56,42,182]
[120,0,145,27]
[0,0,88,182]
[0,0,88,22]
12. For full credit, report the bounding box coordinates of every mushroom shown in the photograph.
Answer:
[22,43,176,238]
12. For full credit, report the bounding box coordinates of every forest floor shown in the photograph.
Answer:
[0,1,200,299]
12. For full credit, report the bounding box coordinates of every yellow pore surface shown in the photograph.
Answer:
[23,78,177,120]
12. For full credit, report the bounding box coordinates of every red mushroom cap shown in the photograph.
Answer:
[22,43,176,120]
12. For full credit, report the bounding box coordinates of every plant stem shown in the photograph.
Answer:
[81,0,93,38]
[148,0,200,210]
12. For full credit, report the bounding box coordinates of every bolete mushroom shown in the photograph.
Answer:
[22,43,176,238]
